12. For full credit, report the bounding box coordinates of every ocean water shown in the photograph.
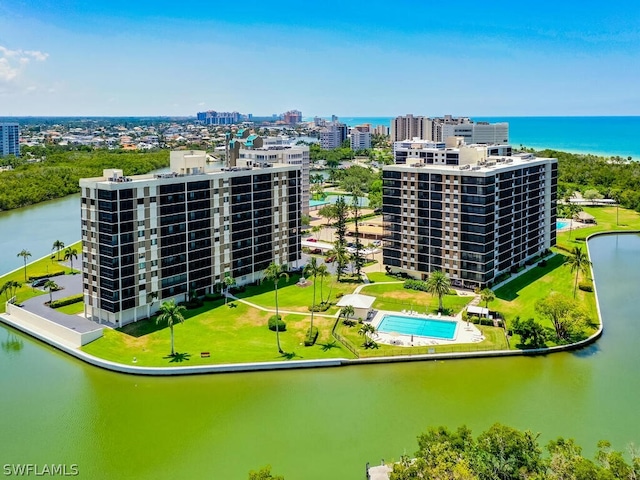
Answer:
[325,116,640,159]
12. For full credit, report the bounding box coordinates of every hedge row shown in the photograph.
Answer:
[29,271,66,281]
[304,327,319,346]
[50,293,84,309]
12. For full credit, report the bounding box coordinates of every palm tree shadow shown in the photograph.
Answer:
[164,352,191,363]
[280,351,301,360]
[319,340,339,351]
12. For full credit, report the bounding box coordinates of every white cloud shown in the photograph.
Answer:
[0,45,49,83]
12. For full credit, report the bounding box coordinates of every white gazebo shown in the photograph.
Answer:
[336,294,376,321]
[467,305,490,317]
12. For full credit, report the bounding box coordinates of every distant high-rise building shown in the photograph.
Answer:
[350,129,371,151]
[373,125,390,136]
[196,111,242,125]
[320,122,348,149]
[391,114,508,144]
[283,110,303,124]
[0,123,20,157]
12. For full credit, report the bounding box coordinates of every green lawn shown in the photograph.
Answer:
[365,272,402,283]
[335,322,508,358]
[234,273,357,314]
[0,241,81,313]
[491,205,640,346]
[82,299,355,366]
[56,301,85,315]
[358,283,472,316]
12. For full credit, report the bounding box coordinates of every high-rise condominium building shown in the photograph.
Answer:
[391,114,509,144]
[80,151,302,326]
[350,129,372,150]
[283,110,303,124]
[320,122,348,149]
[392,138,512,165]
[227,131,310,215]
[382,145,557,289]
[0,123,20,157]
[196,111,243,125]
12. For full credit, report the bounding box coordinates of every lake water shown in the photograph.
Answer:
[1,187,639,479]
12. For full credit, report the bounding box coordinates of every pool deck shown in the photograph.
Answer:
[368,310,484,347]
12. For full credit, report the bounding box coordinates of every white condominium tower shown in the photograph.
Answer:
[80,151,302,326]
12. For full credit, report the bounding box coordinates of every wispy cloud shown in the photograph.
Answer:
[0,45,49,83]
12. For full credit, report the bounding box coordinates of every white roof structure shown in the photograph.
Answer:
[336,294,376,309]
[467,305,489,316]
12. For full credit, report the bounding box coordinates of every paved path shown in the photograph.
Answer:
[226,293,340,318]
[20,273,98,333]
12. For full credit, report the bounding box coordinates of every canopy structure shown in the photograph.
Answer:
[576,211,596,223]
[336,294,376,320]
[467,305,489,316]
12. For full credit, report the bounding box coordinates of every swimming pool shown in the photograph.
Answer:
[377,314,457,340]
[556,220,570,229]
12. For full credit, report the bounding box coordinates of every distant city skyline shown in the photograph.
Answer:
[1,0,639,117]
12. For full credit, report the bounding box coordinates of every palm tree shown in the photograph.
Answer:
[262,263,289,354]
[425,270,451,313]
[565,247,592,299]
[304,257,320,343]
[358,323,376,347]
[332,243,349,282]
[64,247,78,272]
[340,305,355,323]
[223,275,236,305]
[52,240,65,261]
[317,264,329,304]
[44,280,59,304]
[17,249,31,282]
[480,288,495,318]
[3,280,21,302]
[566,203,582,240]
[156,299,186,356]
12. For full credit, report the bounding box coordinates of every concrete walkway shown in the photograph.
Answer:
[226,293,339,319]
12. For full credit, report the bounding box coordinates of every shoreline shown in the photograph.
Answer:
[1,232,620,375]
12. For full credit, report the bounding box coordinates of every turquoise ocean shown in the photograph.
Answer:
[327,116,640,159]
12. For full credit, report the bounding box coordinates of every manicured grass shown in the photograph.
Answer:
[490,206,640,345]
[358,283,472,315]
[56,302,85,315]
[82,299,355,366]
[0,241,81,313]
[364,272,402,283]
[335,322,508,358]
[234,273,357,314]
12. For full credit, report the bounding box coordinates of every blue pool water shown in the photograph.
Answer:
[557,220,570,229]
[377,315,457,340]
[309,199,329,208]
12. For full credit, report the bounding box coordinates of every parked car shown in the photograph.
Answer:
[325,256,335,263]
[372,240,382,247]
[307,238,318,242]
[309,248,322,255]
[31,278,49,288]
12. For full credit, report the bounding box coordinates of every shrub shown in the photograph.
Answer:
[29,271,65,281]
[578,282,593,292]
[404,279,428,292]
[342,319,357,327]
[538,260,547,268]
[204,293,223,302]
[268,315,286,332]
[304,326,319,346]
[50,293,84,309]
[575,237,586,242]
[308,302,331,312]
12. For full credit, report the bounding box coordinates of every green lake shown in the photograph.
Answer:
[1,219,639,478]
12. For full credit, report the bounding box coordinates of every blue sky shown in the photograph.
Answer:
[1,0,639,116]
